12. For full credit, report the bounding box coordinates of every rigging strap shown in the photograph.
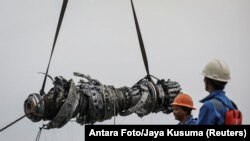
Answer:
[130,0,153,82]
[40,0,68,95]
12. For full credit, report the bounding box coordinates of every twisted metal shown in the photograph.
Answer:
[24,72,181,129]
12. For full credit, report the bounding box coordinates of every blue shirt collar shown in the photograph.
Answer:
[200,90,225,103]
[178,115,196,125]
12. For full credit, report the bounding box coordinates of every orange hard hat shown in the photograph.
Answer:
[171,93,196,110]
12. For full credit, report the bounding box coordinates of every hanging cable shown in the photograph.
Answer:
[35,125,45,141]
[0,0,69,134]
[40,0,68,96]
[130,0,153,82]
[113,93,116,125]
[0,115,26,132]
[1,95,45,132]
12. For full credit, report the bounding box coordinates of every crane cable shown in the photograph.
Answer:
[0,115,26,132]
[40,0,68,96]
[0,0,68,134]
[35,0,68,140]
[131,0,154,82]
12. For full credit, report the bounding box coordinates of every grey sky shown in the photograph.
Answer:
[0,0,250,140]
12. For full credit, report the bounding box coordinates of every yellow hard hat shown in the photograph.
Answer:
[171,93,196,109]
[202,59,230,82]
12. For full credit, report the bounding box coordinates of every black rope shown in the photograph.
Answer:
[0,96,45,133]
[1,0,68,134]
[131,0,150,77]
[130,0,156,84]
[35,128,42,141]
[0,114,26,132]
[35,125,45,141]
[40,0,68,95]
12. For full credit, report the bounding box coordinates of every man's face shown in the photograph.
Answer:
[172,105,186,121]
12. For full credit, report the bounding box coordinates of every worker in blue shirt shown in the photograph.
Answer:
[197,59,237,125]
[171,93,197,125]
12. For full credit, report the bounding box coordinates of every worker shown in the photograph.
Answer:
[171,93,197,125]
[197,59,238,125]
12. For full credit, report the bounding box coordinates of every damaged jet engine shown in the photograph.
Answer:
[24,72,181,129]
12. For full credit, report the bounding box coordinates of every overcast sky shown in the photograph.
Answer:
[0,0,250,140]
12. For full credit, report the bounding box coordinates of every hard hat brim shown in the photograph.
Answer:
[171,103,196,110]
[201,72,230,82]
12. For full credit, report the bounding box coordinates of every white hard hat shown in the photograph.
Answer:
[202,59,230,82]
